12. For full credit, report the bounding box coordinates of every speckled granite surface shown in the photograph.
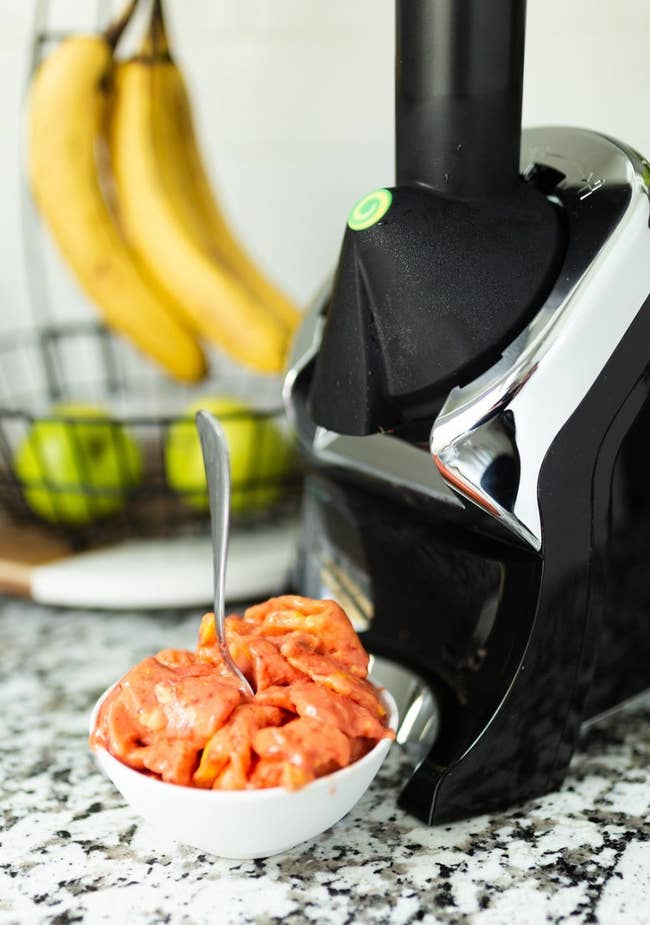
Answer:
[0,596,648,925]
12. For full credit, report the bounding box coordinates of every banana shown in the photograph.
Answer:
[27,33,207,383]
[144,19,301,334]
[109,12,297,375]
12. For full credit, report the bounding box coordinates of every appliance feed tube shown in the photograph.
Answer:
[396,0,527,196]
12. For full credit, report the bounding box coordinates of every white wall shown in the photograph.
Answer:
[1,0,649,335]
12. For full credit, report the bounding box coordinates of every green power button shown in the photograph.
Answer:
[347,188,393,231]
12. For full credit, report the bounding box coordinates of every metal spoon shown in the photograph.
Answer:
[196,410,254,698]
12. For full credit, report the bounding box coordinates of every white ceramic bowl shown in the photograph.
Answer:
[89,682,397,859]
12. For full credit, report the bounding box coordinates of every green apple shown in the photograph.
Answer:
[14,403,142,525]
[165,396,295,513]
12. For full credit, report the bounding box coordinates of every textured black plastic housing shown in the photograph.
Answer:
[309,181,565,435]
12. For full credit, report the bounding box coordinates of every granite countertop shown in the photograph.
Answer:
[0,596,649,925]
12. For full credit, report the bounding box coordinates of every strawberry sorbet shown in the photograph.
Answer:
[90,596,394,790]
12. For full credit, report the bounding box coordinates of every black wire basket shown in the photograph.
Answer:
[3,1,303,553]
[0,321,302,550]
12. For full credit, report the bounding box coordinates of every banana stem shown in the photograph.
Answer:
[148,0,172,60]
[104,0,140,50]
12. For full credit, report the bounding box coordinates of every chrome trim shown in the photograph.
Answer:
[431,128,650,549]
[312,428,462,507]
[369,655,440,762]
[281,275,329,430]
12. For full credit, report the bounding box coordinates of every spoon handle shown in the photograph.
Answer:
[196,410,253,697]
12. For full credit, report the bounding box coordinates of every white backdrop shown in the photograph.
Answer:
[0,0,648,334]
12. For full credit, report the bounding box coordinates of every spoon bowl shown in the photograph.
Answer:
[89,681,397,859]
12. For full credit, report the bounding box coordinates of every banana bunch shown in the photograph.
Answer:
[27,0,300,381]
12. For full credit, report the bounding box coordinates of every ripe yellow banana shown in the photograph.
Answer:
[147,53,301,334]
[27,34,207,383]
[109,44,296,374]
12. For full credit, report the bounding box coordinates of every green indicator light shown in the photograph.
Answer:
[347,188,392,231]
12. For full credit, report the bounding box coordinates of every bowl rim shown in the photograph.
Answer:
[89,680,398,801]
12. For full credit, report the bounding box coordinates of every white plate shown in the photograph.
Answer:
[30,522,297,609]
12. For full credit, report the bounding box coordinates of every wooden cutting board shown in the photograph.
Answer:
[0,521,71,598]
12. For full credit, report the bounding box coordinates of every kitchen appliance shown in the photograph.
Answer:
[284,0,650,822]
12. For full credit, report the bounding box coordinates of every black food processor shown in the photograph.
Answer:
[284,0,650,823]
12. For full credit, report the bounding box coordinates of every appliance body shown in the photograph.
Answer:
[284,0,650,824]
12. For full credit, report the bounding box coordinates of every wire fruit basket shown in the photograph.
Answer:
[1,0,302,574]
[0,321,301,551]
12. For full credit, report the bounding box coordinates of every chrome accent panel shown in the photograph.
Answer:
[369,655,440,762]
[431,128,650,549]
[311,429,462,507]
[282,275,329,430]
